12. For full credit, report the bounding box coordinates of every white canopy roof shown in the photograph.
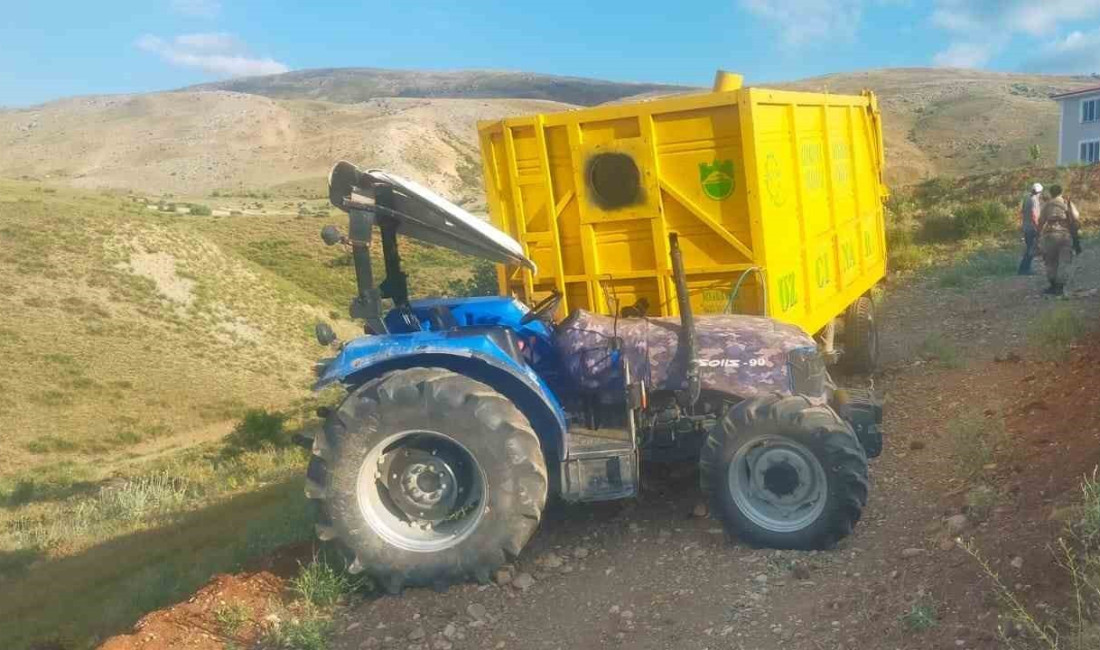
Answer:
[330,162,536,273]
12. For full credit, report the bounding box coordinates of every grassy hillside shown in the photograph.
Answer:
[186,67,690,106]
[0,180,485,481]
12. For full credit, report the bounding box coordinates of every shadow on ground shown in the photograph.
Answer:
[1,478,313,650]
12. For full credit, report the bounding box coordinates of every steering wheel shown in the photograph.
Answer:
[519,290,563,326]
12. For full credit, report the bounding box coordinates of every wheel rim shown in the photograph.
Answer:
[356,430,486,553]
[727,435,829,533]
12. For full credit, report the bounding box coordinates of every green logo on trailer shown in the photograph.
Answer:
[699,160,735,200]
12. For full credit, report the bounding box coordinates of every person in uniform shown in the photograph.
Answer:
[1036,184,1081,296]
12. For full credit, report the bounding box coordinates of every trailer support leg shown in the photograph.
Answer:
[821,319,839,365]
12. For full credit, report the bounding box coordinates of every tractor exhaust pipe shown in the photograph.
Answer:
[669,233,700,408]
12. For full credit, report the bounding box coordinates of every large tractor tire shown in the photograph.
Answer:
[699,395,869,550]
[841,295,878,374]
[305,367,548,593]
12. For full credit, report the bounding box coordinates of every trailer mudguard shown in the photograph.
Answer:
[314,328,569,460]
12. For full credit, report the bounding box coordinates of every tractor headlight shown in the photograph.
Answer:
[787,346,826,397]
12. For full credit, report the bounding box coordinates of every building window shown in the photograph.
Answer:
[1081,140,1100,164]
[1083,99,1099,123]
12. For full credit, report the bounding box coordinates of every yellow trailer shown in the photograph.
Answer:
[478,71,889,369]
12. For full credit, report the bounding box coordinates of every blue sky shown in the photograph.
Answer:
[5,1,1100,106]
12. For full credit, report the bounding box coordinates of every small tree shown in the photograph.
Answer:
[1029,144,1041,164]
[445,262,499,297]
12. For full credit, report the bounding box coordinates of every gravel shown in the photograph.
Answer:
[466,604,488,622]
[512,573,536,590]
[945,514,969,534]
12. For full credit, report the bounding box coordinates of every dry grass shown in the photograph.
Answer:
[1029,306,1088,359]
[947,414,1007,479]
[0,181,325,478]
[962,471,1100,650]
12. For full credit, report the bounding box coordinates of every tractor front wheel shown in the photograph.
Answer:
[700,395,869,550]
[305,368,548,592]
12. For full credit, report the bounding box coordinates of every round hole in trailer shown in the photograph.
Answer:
[587,152,641,209]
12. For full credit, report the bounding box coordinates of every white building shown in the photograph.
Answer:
[1054,85,1100,165]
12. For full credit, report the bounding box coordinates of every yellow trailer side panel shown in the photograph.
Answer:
[478,84,887,338]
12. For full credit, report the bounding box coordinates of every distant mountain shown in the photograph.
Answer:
[186,68,693,107]
[3,67,1098,198]
[777,67,1095,182]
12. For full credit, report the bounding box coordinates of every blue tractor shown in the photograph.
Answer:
[304,162,882,593]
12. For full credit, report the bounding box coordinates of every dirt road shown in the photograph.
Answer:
[101,245,1100,650]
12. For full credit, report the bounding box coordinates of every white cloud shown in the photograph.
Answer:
[932,42,993,68]
[1023,28,1100,74]
[740,0,864,46]
[170,0,222,19]
[137,33,289,78]
[931,1,1100,69]
[174,32,239,52]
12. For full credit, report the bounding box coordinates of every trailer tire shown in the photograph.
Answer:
[841,295,878,374]
[700,395,868,550]
[306,367,547,592]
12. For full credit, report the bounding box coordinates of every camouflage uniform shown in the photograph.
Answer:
[1037,197,1079,293]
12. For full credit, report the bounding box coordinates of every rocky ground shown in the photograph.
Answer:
[98,245,1100,650]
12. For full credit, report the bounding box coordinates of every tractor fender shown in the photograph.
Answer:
[314,331,568,461]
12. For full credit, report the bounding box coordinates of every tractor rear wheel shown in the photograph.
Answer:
[305,367,548,592]
[700,395,868,550]
[841,295,878,374]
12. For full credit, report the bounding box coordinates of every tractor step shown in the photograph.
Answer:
[560,429,638,503]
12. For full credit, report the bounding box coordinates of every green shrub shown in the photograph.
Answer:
[99,473,190,523]
[1029,306,1087,357]
[188,204,212,216]
[919,333,960,367]
[900,598,939,632]
[214,601,251,635]
[886,223,914,250]
[918,208,964,243]
[936,267,968,289]
[934,248,1017,288]
[445,261,499,297]
[913,177,954,207]
[223,410,289,453]
[1081,469,1100,547]
[262,614,331,650]
[947,415,1005,478]
[888,244,924,272]
[955,201,1010,238]
[290,558,359,608]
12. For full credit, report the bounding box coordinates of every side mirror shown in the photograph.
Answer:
[314,321,338,346]
[321,225,344,246]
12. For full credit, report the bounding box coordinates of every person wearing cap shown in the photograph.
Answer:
[1018,182,1043,275]
[1037,184,1082,296]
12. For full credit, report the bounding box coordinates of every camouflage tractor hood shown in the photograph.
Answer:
[555,310,818,400]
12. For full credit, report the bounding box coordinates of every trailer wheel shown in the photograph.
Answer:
[841,295,878,374]
[306,368,547,592]
[700,395,868,550]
